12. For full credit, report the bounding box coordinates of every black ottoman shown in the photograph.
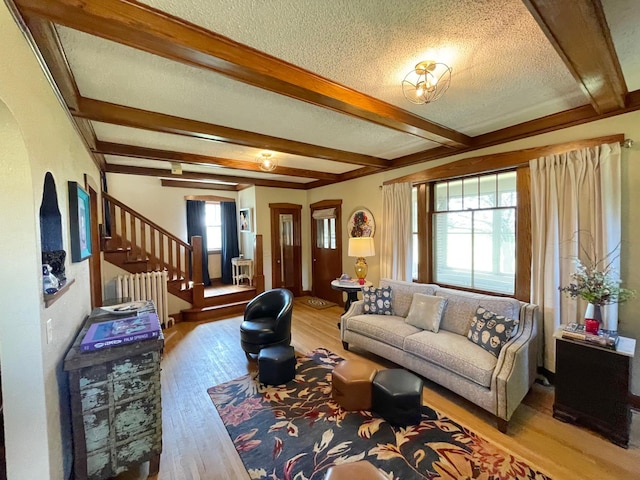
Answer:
[258,345,296,385]
[372,369,423,426]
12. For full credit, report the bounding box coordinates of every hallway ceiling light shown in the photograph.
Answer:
[402,60,452,105]
[257,152,277,172]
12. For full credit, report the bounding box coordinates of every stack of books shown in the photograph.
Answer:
[80,312,162,352]
[561,322,619,350]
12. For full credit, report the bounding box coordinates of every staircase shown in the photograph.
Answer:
[102,192,263,321]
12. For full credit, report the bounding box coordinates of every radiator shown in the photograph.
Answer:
[116,271,173,328]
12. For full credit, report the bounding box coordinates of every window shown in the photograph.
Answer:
[431,171,517,294]
[316,218,336,249]
[412,186,418,280]
[205,202,222,251]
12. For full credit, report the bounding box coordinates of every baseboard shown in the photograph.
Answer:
[302,289,312,296]
[630,393,640,411]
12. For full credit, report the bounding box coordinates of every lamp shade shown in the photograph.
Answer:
[348,237,375,258]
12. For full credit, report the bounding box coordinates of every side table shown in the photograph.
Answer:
[330,279,372,313]
[232,257,254,286]
[552,328,635,448]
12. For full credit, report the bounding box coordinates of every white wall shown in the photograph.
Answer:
[0,4,101,478]
[238,187,257,260]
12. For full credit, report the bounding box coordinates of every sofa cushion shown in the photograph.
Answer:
[467,307,519,357]
[436,288,521,336]
[345,315,421,349]
[403,330,498,388]
[380,279,438,317]
[405,293,448,332]
[362,286,393,315]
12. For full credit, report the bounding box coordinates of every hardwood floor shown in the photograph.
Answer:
[118,302,640,480]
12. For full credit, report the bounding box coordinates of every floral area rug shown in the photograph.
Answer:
[207,348,552,480]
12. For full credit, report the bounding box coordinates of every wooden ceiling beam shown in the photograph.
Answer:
[162,180,239,191]
[17,11,105,170]
[105,164,308,189]
[14,0,471,148]
[76,98,388,168]
[95,141,341,181]
[522,0,627,114]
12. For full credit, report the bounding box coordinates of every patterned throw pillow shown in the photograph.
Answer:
[467,307,519,357]
[362,286,393,315]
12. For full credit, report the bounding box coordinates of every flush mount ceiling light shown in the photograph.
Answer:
[402,60,452,105]
[257,152,277,172]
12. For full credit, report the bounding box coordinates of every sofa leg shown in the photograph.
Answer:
[342,341,349,350]
[497,417,509,434]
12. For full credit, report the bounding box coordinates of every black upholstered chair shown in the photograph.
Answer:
[240,288,294,356]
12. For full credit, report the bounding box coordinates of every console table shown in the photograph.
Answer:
[64,302,164,479]
[232,257,254,286]
[553,329,635,447]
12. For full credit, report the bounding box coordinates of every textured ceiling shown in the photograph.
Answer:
[13,0,640,190]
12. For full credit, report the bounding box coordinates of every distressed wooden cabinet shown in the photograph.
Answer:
[64,305,163,479]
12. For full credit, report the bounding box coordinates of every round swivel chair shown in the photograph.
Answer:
[240,288,294,356]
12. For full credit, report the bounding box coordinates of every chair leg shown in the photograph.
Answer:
[342,341,349,350]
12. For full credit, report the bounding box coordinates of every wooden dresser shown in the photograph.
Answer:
[64,303,163,479]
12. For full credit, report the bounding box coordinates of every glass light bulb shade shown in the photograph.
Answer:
[257,153,277,172]
[402,61,452,105]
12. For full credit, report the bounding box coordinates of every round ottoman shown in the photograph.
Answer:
[324,460,386,480]
[331,360,378,411]
[258,345,296,385]
[372,369,423,426]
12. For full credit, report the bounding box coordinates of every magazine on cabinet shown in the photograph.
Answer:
[561,322,619,350]
[80,313,161,352]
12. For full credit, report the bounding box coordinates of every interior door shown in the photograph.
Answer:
[270,204,302,296]
[311,200,343,304]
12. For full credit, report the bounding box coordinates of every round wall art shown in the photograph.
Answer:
[348,208,375,237]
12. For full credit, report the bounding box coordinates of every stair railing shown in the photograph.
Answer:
[102,193,203,294]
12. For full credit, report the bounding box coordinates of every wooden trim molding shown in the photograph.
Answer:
[386,134,625,185]
[77,98,386,168]
[95,141,340,181]
[184,194,235,202]
[162,180,239,191]
[522,0,627,114]
[310,199,343,209]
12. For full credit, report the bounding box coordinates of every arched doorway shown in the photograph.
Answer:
[0,100,49,479]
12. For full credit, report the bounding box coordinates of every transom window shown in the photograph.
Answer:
[205,202,222,251]
[432,171,517,294]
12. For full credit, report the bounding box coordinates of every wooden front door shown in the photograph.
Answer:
[270,203,302,296]
[311,200,343,304]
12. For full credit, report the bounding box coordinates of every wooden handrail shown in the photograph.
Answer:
[103,192,191,249]
[102,192,194,284]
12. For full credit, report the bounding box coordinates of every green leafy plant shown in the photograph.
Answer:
[559,242,635,306]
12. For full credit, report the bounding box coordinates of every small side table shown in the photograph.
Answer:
[552,328,635,448]
[330,279,372,313]
[231,257,254,286]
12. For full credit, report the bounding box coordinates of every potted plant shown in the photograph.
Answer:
[560,246,635,333]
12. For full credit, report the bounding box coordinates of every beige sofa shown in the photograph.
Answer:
[340,279,538,432]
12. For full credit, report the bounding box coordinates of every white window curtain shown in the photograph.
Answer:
[530,142,621,371]
[380,183,413,280]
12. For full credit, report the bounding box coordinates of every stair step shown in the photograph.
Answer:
[181,301,249,322]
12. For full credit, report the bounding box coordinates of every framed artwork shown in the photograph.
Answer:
[239,208,252,233]
[68,181,92,262]
[348,208,375,237]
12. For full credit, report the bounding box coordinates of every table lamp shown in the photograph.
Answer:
[348,237,375,284]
